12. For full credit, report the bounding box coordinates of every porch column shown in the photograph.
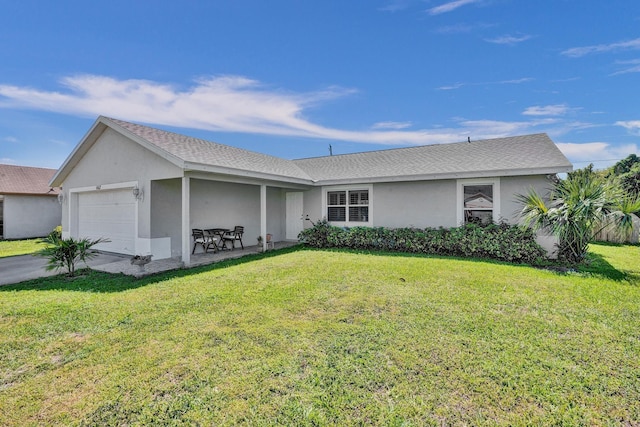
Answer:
[181,176,191,266]
[260,184,267,251]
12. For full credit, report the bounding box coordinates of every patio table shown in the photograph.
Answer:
[206,228,230,250]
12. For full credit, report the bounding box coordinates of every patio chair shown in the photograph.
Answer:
[222,226,244,250]
[192,228,215,254]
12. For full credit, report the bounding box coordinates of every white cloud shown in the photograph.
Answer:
[522,104,569,116]
[501,77,534,84]
[0,74,587,147]
[435,22,494,34]
[378,0,410,12]
[485,34,532,45]
[557,141,640,169]
[0,157,17,164]
[427,0,480,15]
[437,82,466,90]
[437,77,532,91]
[371,121,413,130]
[3,136,19,143]
[611,59,640,75]
[557,142,609,162]
[616,120,640,135]
[561,37,640,58]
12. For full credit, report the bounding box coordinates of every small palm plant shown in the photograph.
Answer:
[517,170,640,264]
[37,232,109,277]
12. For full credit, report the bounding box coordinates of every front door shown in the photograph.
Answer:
[285,192,304,240]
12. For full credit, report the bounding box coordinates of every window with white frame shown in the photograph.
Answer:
[457,178,500,226]
[326,188,370,223]
[463,184,493,224]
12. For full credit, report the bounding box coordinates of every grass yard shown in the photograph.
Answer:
[0,244,639,425]
[0,238,46,258]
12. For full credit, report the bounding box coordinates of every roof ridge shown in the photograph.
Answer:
[293,133,550,161]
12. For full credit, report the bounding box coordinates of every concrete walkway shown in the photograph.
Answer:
[92,242,297,278]
[0,242,298,285]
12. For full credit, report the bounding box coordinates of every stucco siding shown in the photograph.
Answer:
[373,181,458,228]
[2,195,61,239]
[500,175,552,224]
[267,187,285,242]
[302,187,322,229]
[150,179,183,257]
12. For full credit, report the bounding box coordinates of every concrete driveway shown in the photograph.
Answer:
[0,253,127,286]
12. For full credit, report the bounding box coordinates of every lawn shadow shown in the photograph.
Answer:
[578,251,640,284]
[0,245,306,293]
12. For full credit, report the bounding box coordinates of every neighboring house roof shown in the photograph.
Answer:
[50,116,573,187]
[293,134,573,184]
[0,164,60,196]
[464,193,493,209]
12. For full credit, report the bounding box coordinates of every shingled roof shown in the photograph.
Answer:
[52,117,572,187]
[108,118,313,181]
[0,164,60,196]
[292,133,573,184]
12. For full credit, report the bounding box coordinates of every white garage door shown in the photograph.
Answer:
[78,189,136,255]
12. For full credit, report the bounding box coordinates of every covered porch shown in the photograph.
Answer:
[149,172,309,265]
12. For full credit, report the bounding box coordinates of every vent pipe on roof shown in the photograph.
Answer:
[329,144,333,156]
[468,137,471,143]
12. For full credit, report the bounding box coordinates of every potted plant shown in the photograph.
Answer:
[256,235,263,252]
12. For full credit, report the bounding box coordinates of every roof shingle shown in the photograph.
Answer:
[108,118,313,181]
[292,134,572,182]
[0,164,60,195]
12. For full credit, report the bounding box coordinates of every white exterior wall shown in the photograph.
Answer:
[307,175,553,229]
[302,187,323,228]
[500,175,558,257]
[268,187,286,242]
[500,175,552,223]
[373,180,458,228]
[306,175,559,256]
[2,195,61,239]
[60,128,182,256]
[150,179,182,257]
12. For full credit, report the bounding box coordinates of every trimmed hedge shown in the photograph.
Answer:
[298,220,547,264]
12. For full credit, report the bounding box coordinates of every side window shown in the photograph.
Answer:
[463,184,493,225]
[457,178,500,226]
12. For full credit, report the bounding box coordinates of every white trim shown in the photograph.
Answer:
[260,184,267,251]
[69,181,139,194]
[181,177,191,266]
[322,184,373,227]
[456,177,501,226]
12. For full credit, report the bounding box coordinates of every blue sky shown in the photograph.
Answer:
[1,0,639,170]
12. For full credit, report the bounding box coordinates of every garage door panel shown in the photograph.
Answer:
[77,189,136,255]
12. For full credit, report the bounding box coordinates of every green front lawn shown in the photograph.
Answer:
[1,244,639,425]
[0,238,46,258]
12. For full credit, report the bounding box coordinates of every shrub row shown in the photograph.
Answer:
[299,220,547,264]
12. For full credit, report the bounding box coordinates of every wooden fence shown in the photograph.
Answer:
[593,215,640,244]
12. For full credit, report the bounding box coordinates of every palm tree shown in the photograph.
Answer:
[517,169,640,264]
